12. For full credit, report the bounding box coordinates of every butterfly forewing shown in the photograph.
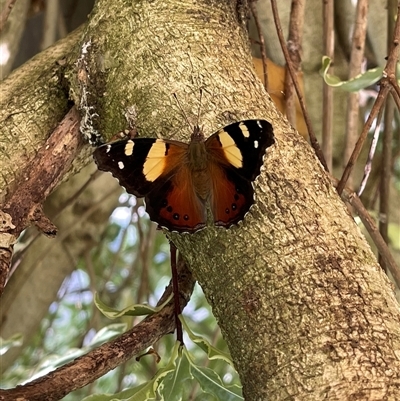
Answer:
[94,138,158,197]
[93,138,188,197]
[206,119,274,227]
[206,119,274,180]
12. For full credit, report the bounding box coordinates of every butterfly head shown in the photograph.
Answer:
[190,125,205,143]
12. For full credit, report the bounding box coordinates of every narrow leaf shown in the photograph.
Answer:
[81,382,151,401]
[184,349,243,401]
[180,316,233,366]
[88,323,127,347]
[94,292,172,318]
[320,56,382,92]
[160,346,192,401]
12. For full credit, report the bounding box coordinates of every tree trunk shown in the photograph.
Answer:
[66,0,400,399]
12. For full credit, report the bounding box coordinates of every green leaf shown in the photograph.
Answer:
[81,383,149,401]
[0,333,23,355]
[123,342,182,401]
[160,346,192,401]
[180,316,234,366]
[320,56,383,92]
[184,348,243,401]
[94,292,172,319]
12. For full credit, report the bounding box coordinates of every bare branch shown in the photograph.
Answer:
[284,0,305,127]
[0,107,84,296]
[337,3,400,195]
[322,0,335,171]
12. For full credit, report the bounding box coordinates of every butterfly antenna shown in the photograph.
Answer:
[173,93,193,131]
[195,88,203,129]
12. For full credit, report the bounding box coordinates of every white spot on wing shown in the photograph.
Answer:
[254,140,259,149]
[257,120,262,128]
[218,130,242,168]
[105,145,111,153]
[118,161,124,169]
[125,140,134,156]
[239,122,250,138]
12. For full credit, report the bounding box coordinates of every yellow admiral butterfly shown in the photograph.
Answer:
[93,120,274,233]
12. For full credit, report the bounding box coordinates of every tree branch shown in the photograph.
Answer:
[0,107,85,296]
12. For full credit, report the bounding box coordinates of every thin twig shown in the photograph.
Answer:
[136,206,150,304]
[379,97,395,271]
[343,0,369,190]
[337,85,390,195]
[378,0,398,272]
[322,0,334,172]
[389,84,400,110]
[357,104,384,196]
[337,3,400,195]
[331,177,400,289]
[284,0,305,127]
[270,0,328,172]
[170,241,183,344]
[388,75,400,101]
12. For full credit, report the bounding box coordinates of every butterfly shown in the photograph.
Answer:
[93,119,274,233]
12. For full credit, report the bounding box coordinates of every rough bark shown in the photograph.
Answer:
[0,26,86,196]
[65,0,400,400]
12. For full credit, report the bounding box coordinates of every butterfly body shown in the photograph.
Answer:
[94,119,274,233]
[185,127,214,200]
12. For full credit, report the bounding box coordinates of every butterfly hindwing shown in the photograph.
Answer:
[209,163,254,228]
[145,168,207,233]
